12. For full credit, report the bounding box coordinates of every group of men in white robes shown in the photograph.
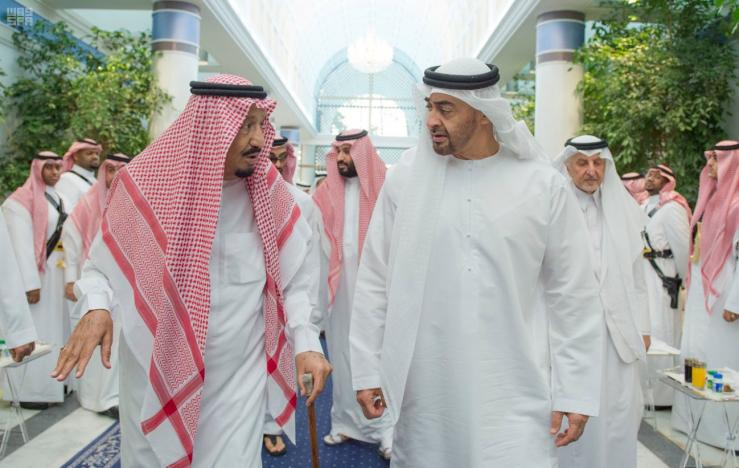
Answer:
[1,135,128,417]
[0,57,731,468]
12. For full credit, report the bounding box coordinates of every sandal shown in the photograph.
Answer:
[323,433,349,445]
[263,434,287,457]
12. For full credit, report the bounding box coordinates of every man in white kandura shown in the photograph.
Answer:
[0,211,37,363]
[262,137,328,457]
[61,153,130,419]
[641,164,691,407]
[56,138,102,211]
[349,58,604,467]
[555,135,651,468]
[51,75,331,467]
[313,129,393,459]
[673,141,738,450]
[2,151,68,409]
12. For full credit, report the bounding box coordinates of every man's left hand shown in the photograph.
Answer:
[723,310,739,323]
[642,335,651,351]
[295,351,332,406]
[550,411,589,447]
[10,342,35,362]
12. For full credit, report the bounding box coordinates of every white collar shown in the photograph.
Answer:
[72,164,95,179]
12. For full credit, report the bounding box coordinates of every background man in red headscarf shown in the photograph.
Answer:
[313,129,393,459]
[51,75,331,467]
[673,140,738,449]
[621,172,648,204]
[61,152,130,419]
[56,138,103,210]
[640,163,691,407]
[2,151,68,409]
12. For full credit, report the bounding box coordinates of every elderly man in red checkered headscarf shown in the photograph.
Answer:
[52,75,332,468]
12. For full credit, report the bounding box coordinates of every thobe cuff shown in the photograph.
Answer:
[64,265,79,284]
[552,397,599,417]
[352,375,382,391]
[79,292,111,316]
[292,324,322,355]
[5,326,38,349]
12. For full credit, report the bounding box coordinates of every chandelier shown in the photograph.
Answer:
[347,30,394,74]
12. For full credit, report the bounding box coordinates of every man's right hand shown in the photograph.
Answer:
[64,282,77,302]
[356,388,386,419]
[26,289,40,304]
[51,309,113,381]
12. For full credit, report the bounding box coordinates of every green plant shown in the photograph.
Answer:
[0,21,169,196]
[576,0,737,202]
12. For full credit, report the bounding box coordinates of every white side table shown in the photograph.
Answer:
[0,343,51,457]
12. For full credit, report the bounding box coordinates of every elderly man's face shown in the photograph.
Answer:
[567,153,606,194]
[75,148,101,170]
[425,93,483,156]
[644,168,668,194]
[269,146,288,175]
[224,107,266,179]
[42,161,62,186]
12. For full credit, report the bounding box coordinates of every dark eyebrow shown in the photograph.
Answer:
[426,98,455,108]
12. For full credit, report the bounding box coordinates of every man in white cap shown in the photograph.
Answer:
[554,135,651,468]
[349,58,604,467]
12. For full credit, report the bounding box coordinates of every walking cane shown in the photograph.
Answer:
[302,373,320,468]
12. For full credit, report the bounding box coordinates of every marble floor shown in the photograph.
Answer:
[0,393,712,468]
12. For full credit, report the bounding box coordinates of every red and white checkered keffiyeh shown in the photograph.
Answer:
[654,164,692,219]
[281,143,297,185]
[62,139,102,172]
[687,141,738,313]
[68,157,128,265]
[100,74,302,467]
[312,130,386,304]
[8,154,62,273]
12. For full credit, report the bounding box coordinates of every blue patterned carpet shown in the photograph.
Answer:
[63,339,390,468]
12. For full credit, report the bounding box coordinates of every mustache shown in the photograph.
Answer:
[430,126,448,136]
[241,146,261,157]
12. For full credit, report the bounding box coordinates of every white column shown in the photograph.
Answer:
[150,1,201,139]
[534,11,585,159]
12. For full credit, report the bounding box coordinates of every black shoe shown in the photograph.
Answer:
[98,406,119,419]
[19,402,49,410]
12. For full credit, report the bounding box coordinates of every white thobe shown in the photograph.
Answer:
[62,216,119,412]
[74,179,322,467]
[351,148,603,467]
[2,187,67,402]
[55,164,95,211]
[672,227,739,448]
[640,196,690,406]
[323,178,393,446]
[558,188,648,468]
[263,184,327,436]
[0,212,37,349]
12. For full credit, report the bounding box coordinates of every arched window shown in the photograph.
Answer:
[315,49,420,138]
